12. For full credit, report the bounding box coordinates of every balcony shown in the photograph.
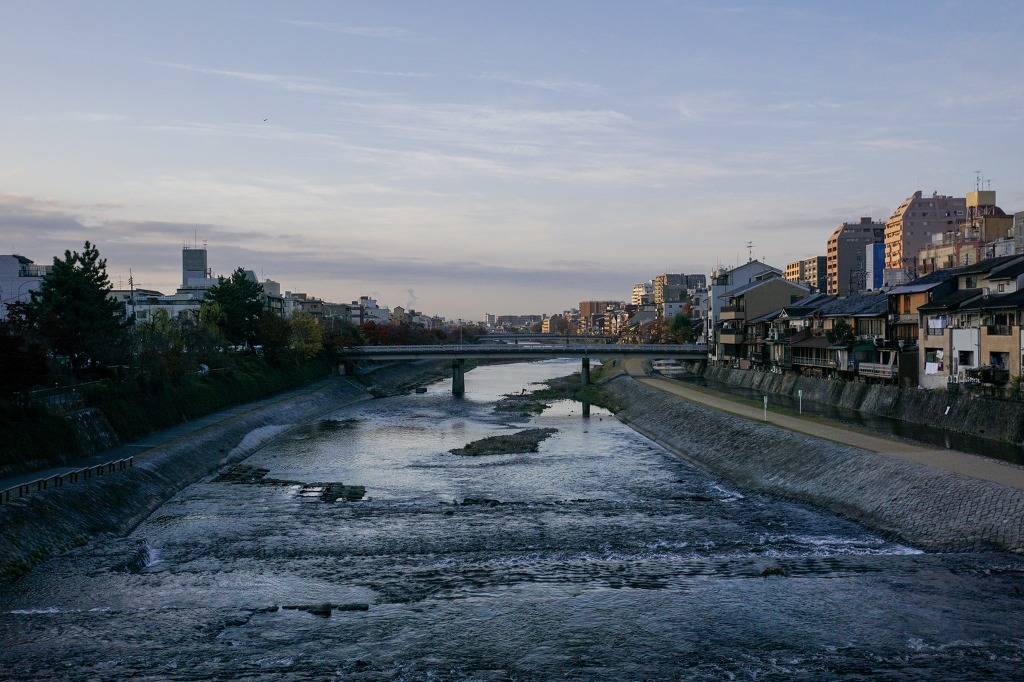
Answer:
[792,355,836,369]
[719,332,745,345]
[986,324,1013,336]
[858,362,896,379]
[719,306,745,321]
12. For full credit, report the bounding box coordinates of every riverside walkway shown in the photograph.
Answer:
[619,358,1024,491]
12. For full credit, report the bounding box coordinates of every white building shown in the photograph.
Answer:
[350,296,391,325]
[0,254,51,319]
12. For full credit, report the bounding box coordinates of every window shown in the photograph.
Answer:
[958,350,975,367]
[991,352,1009,369]
[998,284,1006,293]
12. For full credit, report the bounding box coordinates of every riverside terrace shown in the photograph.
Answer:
[337,343,708,395]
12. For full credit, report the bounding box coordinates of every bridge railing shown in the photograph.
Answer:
[339,343,708,354]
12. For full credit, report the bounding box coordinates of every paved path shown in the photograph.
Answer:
[618,358,1024,492]
[0,379,337,491]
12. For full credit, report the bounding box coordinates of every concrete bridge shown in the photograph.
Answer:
[339,343,707,396]
[484,333,617,343]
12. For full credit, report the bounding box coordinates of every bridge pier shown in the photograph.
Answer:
[452,359,466,397]
[581,357,591,385]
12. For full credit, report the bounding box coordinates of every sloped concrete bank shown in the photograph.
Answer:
[603,374,1024,553]
[705,366,1024,444]
[0,361,452,583]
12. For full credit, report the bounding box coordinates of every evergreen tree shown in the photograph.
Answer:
[205,268,264,345]
[27,241,126,373]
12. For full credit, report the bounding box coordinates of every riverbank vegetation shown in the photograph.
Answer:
[0,242,341,477]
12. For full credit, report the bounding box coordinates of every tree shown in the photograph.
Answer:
[205,268,264,345]
[289,312,323,359]
[256,311,292,364]
[27,241,126,373]
[668,313,695,343]
[826,319,855,344]
[0,316,49,394]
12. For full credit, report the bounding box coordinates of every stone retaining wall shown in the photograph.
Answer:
[704,366,1024,444]
[604,374,1024,553]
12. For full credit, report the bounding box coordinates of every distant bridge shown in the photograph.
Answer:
[484,333,617,343]
[339,343,707,395]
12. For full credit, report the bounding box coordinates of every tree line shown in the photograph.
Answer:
[0,241,484,396]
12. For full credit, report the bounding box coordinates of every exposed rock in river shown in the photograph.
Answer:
[214,464,365,502]
[450,428,558,456]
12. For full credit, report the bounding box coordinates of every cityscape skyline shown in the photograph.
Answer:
[2,1,1023,318]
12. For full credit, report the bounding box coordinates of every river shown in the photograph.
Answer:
[2,359,1023,680]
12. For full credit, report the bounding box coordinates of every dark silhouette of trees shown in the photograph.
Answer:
[668,313,695,343]
[26,241,126,374]
[204,268,264,345]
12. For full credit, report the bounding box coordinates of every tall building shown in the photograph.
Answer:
[631,282,652,306]
[784,256,826,292]
[826,217,884,295]
[864,242,885,289]
[652,274,684,305]
[917,190,1014,275]
[884,191,966,284]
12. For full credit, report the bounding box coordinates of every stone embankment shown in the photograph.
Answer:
[0,361,450,582]
[603,373,1024,553]
[705,366,1024,445]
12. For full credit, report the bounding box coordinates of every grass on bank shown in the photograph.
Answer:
[0,356,332,479]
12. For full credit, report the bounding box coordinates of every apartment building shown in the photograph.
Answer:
[911,255,1024,388]
[884,191,966,285]
[784,256,827,292]
[917,190,1014,276]
[631,282,652,306]
[826,218,884,295]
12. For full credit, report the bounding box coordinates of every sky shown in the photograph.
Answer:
[1,1,1023,319]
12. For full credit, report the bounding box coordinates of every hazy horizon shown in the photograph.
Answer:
[2,1,1022,319]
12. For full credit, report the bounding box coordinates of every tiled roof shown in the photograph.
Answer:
[816,291,888,317]
[917,288,983,313]
[958,288,1024,311]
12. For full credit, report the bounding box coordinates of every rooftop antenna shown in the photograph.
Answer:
[746,241,754,262]
[974,170,983,191]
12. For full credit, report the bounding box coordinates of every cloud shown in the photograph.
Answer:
[155,62,383,98]
[474,73,605,96]
[0,194,642,303]
[855,138,932,152]
[281,20,417,40]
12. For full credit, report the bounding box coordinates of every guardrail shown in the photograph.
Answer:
[340,343,708,354]
[0,456,134,505]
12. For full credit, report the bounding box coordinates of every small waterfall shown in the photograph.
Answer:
[125,540,163,573]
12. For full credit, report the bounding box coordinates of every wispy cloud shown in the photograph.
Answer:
[155,62,383,98]
[281,20,417,41]
[346,68,433,79]
[474,73,605,96]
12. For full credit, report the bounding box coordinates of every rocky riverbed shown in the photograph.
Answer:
[2,359,1023,680]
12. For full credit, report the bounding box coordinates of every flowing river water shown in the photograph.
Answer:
[2,359,1024,680]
